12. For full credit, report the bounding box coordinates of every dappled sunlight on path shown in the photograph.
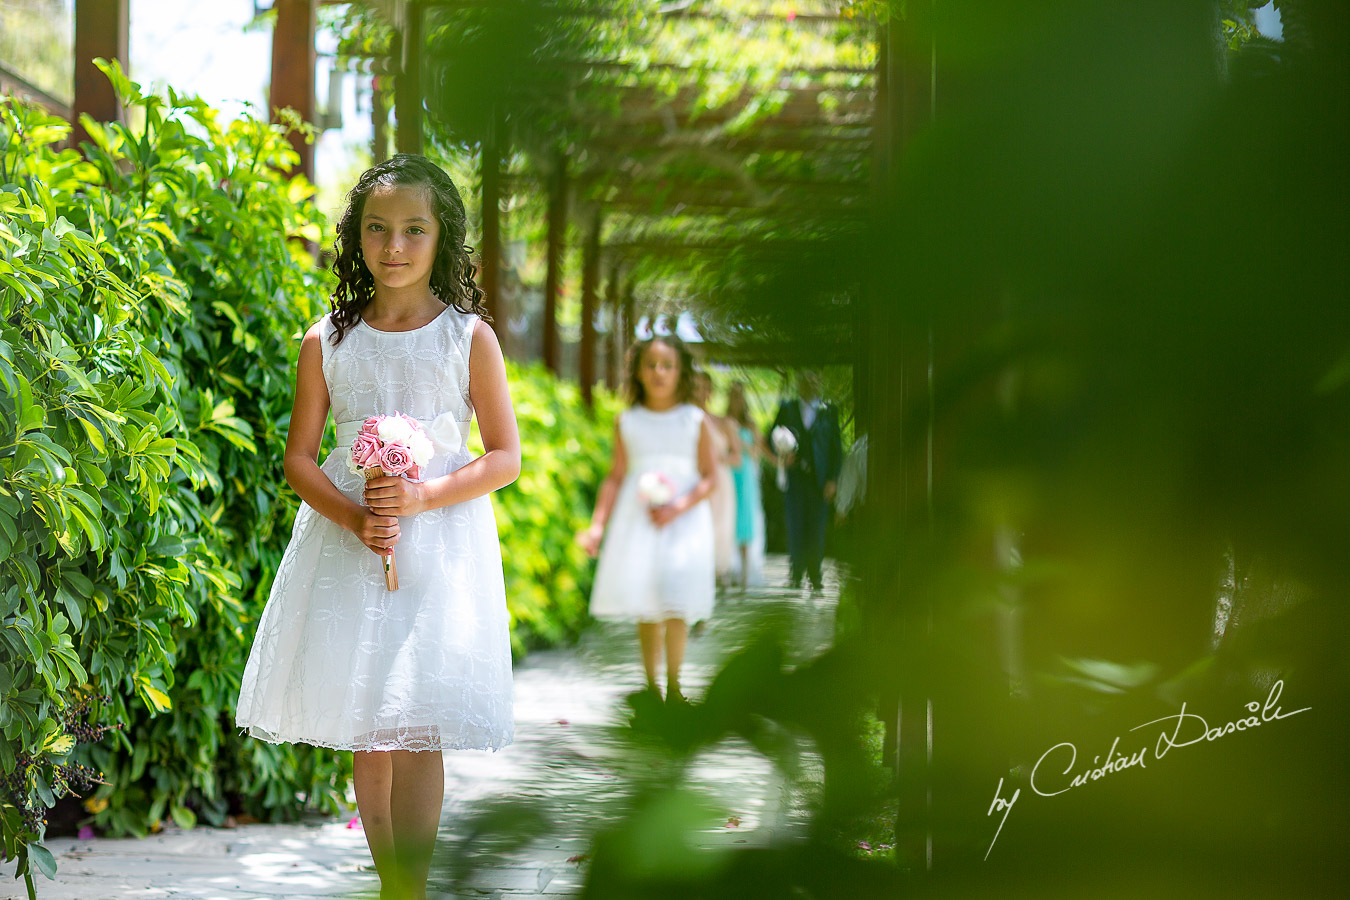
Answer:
[1,555,841,900]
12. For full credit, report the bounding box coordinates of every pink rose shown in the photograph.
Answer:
[406,463,423,481]
[379,443,414,477]
[360,415,382,436]
[352,432,382,469]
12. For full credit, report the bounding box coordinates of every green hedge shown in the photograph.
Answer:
[1,64,617,894]
[0,62,346,892]
[489,362,619,657]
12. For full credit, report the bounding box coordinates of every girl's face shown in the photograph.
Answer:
[360,184,441,291]
[638,341,681,405]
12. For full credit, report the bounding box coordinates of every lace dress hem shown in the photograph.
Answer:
[240,725,514,754]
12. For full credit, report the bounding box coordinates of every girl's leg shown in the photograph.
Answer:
[389,749,445,900]
[638,622,664,694]
[353,750,398,897]
[739,543,750,591]
[663,618,689,700]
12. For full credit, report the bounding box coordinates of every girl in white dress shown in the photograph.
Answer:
[578,336,716,702]
[235,154,520,900]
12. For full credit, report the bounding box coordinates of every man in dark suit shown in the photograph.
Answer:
[772,371,843,594]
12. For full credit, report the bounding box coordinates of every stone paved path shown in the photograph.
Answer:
[2,556,838,900]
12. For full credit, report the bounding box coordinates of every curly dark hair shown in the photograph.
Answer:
[328,154,485,345]
[625,335,695,407]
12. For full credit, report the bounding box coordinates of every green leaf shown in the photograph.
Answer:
[15,372,45,434]
[169,805,196,830]
[77,416,108,453]
[34,772,55,808]
[140,681,173,713]
[29,842,57,879]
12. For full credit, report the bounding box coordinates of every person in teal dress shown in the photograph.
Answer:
[726,382,767,590]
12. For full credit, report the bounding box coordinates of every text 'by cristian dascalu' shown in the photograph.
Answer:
[983,679,1310,859]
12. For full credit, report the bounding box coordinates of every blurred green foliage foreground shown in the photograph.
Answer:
[440,2,1347,898]
[0,61,615,895]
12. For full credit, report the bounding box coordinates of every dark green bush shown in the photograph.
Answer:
[2,62,620,895]
[0,62,344,892]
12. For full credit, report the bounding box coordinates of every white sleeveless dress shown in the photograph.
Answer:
[589,404,715,623]
[235,306,513,753]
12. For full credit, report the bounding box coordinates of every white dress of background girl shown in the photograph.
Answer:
[589,403,715,623]
[581,336,716,702]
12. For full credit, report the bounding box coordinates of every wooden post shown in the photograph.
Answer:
[269,0,318,181]
[605,255,622,390]
[395,0,424,155]
[479,111,504,350]
[372,76,389,163]
[622,279,636,369]
[543,153,567,375]
[623,282,634,350]
[72,0,129,148]
[579,210,601,406]
[872,6,937,874]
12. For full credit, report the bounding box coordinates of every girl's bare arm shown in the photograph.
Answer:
[282,323,398,554]
[578,420,627,555]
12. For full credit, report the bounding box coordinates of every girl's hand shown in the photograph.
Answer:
[353,509,400,556]
[576,523,604,557]
[649,500,687,527]
[363,475,428,517]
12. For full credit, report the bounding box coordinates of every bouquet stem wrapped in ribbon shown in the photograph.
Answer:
[347,413,435,592]
[362,466,400,590]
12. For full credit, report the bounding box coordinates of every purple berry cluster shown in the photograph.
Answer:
[1,692,116,836]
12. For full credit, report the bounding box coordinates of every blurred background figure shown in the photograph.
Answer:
[694,371,741,588]
[772,370,842,595]
[834,432,868,522]
[726,382,768,591]
[579,337,717,702]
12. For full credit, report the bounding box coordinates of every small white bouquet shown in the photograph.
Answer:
[771,426,798,491]
[636,471,677,508]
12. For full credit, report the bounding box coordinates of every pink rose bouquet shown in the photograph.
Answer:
[348,412,435,591]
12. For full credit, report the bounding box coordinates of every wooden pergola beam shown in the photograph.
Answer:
[572,60,876,77]
[1,63,72,121]
[583,134,873,154]
[418,0,876,27]
[594,183,869,207]
[570,87,875,124]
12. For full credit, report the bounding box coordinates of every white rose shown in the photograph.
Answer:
[771,425,798,456]
[409,433,434,467]
[377,415,415,444]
